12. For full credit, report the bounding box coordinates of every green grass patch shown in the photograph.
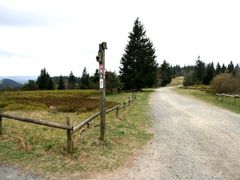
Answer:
[0,90,152,176]
[175,87,240,114]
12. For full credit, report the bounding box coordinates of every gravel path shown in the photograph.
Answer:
[1,87,240,179]
[0,166,42,180]
[93,87,240,179]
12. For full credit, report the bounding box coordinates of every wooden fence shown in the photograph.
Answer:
[216,93,240,104]
[0,94,137,153]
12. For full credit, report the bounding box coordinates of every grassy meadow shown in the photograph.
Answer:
[0,89,152,176]
[175,87,240,114]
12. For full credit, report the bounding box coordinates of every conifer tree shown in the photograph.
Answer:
[36,68,54,90]
[68,71,76,89]
[193,57,206,84]
[58,75,65,90]
[227,61,234,73]
[203,62,215,85]
[216,62,221,75]
[221,64,227,73]
[92,69,99,83]
[120,18,158,90]
[89,69,99,89]
[159,60,172,86]
[79,67,90,89]
[105,71,121,93]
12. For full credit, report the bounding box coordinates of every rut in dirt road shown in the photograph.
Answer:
[94,87,240,179]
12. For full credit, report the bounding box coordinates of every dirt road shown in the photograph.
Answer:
[94,87,240,179]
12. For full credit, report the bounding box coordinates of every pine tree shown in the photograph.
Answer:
[227,61,234,73]
[89,69,99,89]
[216,62,221,75]
[221,64,227,73]
[58,75,65,90]
[120,18,158,90]
[92,69,99,83]
[79,67,90,89]
[68,71,76,89]
[36,68,54,90]
[233,64,240,76]
[47,78,54,90]
[171,65,182,77]
[22,80,38,90]
[193,57,206,84]
[203,62,215,85]
[159,60,172,86]
[105,71,121,93]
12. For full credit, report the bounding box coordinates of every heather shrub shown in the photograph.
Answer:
[211,73,240,94]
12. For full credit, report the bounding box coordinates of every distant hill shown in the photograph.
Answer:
[0,79,23,90]
[0,76,37,84]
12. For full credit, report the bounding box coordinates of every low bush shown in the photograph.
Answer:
[211,73,240,94]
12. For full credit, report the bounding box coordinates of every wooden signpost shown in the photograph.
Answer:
[96,42,107,141]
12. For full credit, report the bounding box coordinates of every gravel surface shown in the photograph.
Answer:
[1,87,240,179]
[0,166,42,180]
[92,87,240,179]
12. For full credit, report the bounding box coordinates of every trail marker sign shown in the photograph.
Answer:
[96,42,107,141]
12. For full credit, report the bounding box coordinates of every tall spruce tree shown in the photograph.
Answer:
[193,57,206,84]
[221,64,227,73]
[120,18,158,90]
[36,68,54,90]
[216,62,221,75]
[227,61,234,73]
[79,67,90,89]
[203,62,215,85]
[68,71,76,89]
[159,60,172,86]
[58,75,65,90]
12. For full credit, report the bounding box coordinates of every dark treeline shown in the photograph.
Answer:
[182,57,239,86]
[22,68,121,93]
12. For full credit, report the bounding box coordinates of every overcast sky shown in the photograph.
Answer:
[0,0,239,76]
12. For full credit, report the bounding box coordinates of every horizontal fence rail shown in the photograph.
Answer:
[73,111,100,133]
[105,105,120,114]
[0,113,73,130]
[216,93,240,104]
[72,94,136,135]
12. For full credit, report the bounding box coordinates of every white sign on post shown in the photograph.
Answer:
[100,78,104,89]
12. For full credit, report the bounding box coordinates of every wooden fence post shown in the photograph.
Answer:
[0,115,2,135]
[116,107,119,119]
[66,117,73,153]
[233,96,236,104]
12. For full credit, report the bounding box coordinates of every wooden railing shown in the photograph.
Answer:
[0,94,137,153]
[72,94,136,135]
[216,93,240,104]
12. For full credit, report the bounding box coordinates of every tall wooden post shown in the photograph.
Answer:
[0,115,2,135]
[66,117,73,153]
[233,96,236,104]
[0,108,2,135]
[96,42,107,141]
[116,107,119,119]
